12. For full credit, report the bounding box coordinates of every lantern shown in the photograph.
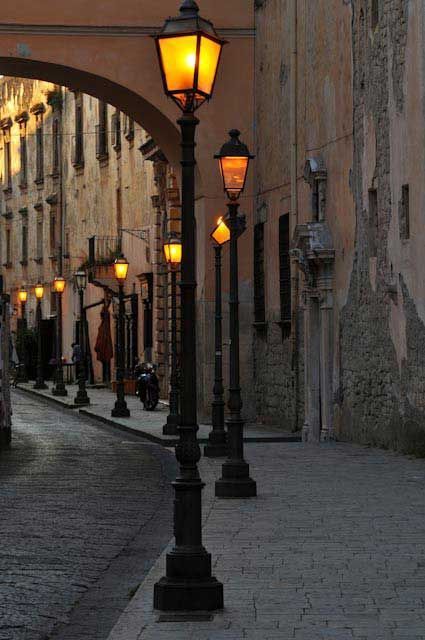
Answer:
[74,270,87,291]
[211,217,230,246]
[114,255,129,282]
[35,283,44,300]
[53,275,66,294]
[18,287,28,303]
[215,129,254,201]
[155,0,226,112]
[164,237,183,266]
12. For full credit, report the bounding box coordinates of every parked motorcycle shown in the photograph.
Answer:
[135,362,159,411]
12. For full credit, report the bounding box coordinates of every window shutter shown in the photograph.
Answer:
[253,222,265,324]
[279,214,291,330]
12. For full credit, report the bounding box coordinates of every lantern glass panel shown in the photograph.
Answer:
[35,284,44,300]
[164,241,182,265]
[18,289,28,303]
[159,35,198,94]
[220,156,249,199]
[53,277,66,294]
[198,35,222,96]
[211,218,230,246]
[114,259,129,282]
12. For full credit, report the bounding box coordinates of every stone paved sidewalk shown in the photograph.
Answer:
[107,442,425,640]
[15,382,300,446]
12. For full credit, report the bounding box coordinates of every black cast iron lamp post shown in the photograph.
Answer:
[163,236,182,436]
[52,275,67,397]
[153,0,225,612]
[112,255,130,418]
[34,282,47,390]
[17,287,28,383]
[74,270,90,406]
[204,217,230,457]
[214,130,257,498]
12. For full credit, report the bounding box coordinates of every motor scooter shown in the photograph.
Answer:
[135,362,159,411]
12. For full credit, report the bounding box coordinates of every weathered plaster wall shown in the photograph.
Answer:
[338,0,425,454]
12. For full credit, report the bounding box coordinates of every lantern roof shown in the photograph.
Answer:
[215,129,255,160]
[160,1,219,40]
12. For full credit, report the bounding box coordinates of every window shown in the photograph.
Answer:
[34,112,45,184]
[52,118,60,176]
[6,228,11,266]
[1,120,12,193]
[253,222,265,324]
[124,116,135,143]
[36,218,43,262]
[96,101,108,160]
[399,184,410,240]
[21,223,28,265]
[111,110,121,152]
[368,188,378,256]
[279,214,291,335]
[371,0,379,30]
[19,129,27,187]
[72,94,84,168]
[50,211,57,253]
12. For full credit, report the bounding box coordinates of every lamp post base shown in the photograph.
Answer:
[154,575,223,612]
[163,414,180,436]
[215,460,257,498]
[34,381,48,390]
[112,404,130,418]
[52,385,68,397]
[204,433,227,458]
[0,427,11,449]
[74,392,90,406]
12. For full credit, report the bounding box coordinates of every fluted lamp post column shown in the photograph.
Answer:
[163,236,182,436]
[74,270,90,406]
[215,130,257,499]
[204,218,230,457]
[17,287,29,383]
[112,255,130,418]
[34,282,47,390]
[153,0,225,612]
[52,275,67,396]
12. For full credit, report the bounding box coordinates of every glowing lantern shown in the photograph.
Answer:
[114,255,129,282]
[155,0,226,112]
[164,237,183,266]
[211,217,230,246]
[215,129,254,201]
[53,276,66,294]
[18,287,28,303]
[35,283,44,300]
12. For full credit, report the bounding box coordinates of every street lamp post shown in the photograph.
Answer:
[163,236,182,436]
[74,270,90,406]
[52,275,67,397]
[112,255,130,418]
[204,218,230,457]
[153,0,225,611]
[17,287,28,383]
[214,130,257,498]
[34,283,47,390]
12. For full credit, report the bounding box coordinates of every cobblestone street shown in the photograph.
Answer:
[0,391,176,640]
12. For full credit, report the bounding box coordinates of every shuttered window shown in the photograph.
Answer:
[253,222,265,324]
[279,214,291,332]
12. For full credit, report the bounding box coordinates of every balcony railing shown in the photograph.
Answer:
[88,236,122,267]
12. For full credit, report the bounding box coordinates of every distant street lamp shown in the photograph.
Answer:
[34,282,47,390]
[163,236,182,436]
[17,287,28,383]
[52,275,67,397]
[204,218,230,457]
[153,0,225,612]
[214,130,257,499]
[112,255,130,418]
[74,270,90,406]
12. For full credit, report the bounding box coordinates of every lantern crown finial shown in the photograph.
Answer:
[179,0,199,15]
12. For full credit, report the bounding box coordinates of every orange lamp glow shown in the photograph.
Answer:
[164,237,183,266]
[35,283,44,300]
[53,275,66,294]
[211,217,230,246]
[114,255,129,282]
[155,1,226,112]
[215,130,254,201]
[18,288,28,303]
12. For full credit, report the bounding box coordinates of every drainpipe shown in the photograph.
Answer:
[290,0,300,430]
[58,87,64,276]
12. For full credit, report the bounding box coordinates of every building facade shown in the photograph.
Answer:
[0,77,180,395]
